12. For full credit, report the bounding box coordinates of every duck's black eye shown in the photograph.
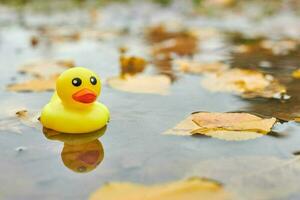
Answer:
[90,76,97,85]
[72,78,82,87]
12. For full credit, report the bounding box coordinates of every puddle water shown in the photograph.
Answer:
[1,1,300,200]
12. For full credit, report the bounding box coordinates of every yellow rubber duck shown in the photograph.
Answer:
[41,67,110,134]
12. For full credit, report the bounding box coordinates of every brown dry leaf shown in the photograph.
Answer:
[151,36,197,57]
[0,109,40,133]
[38,27,81,43]
[204,0,235,7]
[89,177,231,200]
[107,75,171,95]
[294,117,300,122]
[260,40,298,55]
[292,69,300,79]
[7,76,57,92]
[201,69,286,99]
[146,25,188,43]
[19,59,74,78]
[164,112,277,141]
[120,55,147,76]
[175,59,229,74]
[15,109,40,129]
[147,25,198,79]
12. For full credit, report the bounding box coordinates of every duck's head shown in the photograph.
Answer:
[56,67,101,107]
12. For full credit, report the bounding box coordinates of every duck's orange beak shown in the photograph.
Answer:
[72,88,97,104]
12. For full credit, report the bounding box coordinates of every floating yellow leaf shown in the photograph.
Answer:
[201,69,286,99]
[292,69,300,79]
[175,60,229,74]
[7,76,57,92]
[19,59,74,78]
[163,115,199,136]
[15,109,40,129]
[107,75,171,95]
[260,40,297,55]
[120,55,147,76]
[8,59,74,92]
[0,109,40,133]
[164,112,277,141]
[89,177,231,200]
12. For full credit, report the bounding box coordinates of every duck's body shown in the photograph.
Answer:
[40,67,110,134]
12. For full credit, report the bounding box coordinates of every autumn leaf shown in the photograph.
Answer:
[119,55,147,76]
[260,40,297,55]
[19,59,74,78]
[201,69,286,99]
[164,112,277,141]
[0,109,40,133]
[292,69,300,79]
[7,59,74,92]
[89,177,231,200]
[7,76,57,92]
[175,60,229,74]
[107,75,171,95]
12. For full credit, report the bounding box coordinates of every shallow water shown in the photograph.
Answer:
[1,1,300,200]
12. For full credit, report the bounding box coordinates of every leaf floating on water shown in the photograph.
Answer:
[260,40,298,55]
[15,109,40,129]
[89,177,231,200]
[164,112,277,141]
[163,115,200,136]
[201,69,286,99]
[120,55,147,76]
[19,59,74,78]
[292,69,300,79]
[7,76,57,92]
[0,109,40,133]
[175,60,229,74]
[8,59,74,92]
[107,75,171,95]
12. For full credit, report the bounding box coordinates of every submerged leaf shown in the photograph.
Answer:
[89,177,231,200]
[107,75,171,95]
[201,69,286,99]
[164,112,277,141]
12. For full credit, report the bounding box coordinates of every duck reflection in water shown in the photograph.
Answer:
[42,126,107,173]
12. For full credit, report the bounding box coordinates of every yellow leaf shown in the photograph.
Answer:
[292,69,300,79]
[0,109,40,133]
[163,115,199,136]
[19,59,74,78]
[175,60,229,74]
[107,75,171,95]
[119,55,147,76]
[7,76,57,92]
[201,69,286,99]
[89,177,231,200]
[164,112,277,141]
